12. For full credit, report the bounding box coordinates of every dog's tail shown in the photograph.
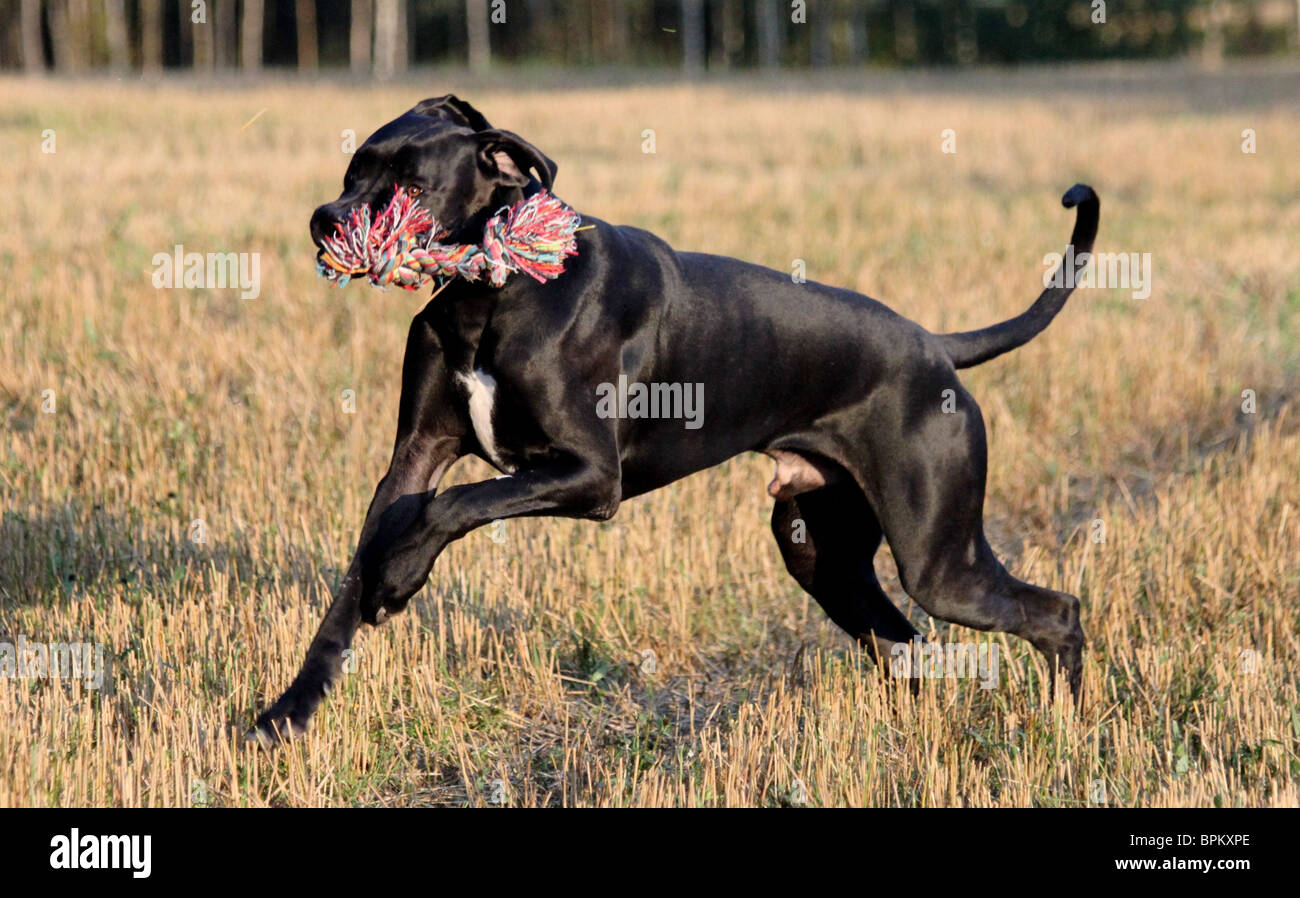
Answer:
[937,184,1099,370]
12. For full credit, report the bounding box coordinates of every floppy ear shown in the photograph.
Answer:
[410,94,492,131]
[476,129,557,191]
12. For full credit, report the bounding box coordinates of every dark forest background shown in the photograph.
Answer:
[2,1,1298,74]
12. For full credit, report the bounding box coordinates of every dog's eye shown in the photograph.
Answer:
[407,186,422,197]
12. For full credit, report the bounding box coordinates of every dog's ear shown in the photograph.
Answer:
[410,94,492,131]
[475,129,557,191]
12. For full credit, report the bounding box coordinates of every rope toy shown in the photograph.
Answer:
[317,184,582,291]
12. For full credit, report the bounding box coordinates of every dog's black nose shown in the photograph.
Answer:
[310,205,341,246]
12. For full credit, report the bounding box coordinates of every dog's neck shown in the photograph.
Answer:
[430,177,572,313]
[449,178,548,245]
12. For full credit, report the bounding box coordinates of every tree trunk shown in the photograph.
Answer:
[296,0,319,71]
[48,0,67,70]
[192,0,215,71]
[709,0,723,66]
[526,0,554,61]
[757,0,782,69]
[466,0,490,72]
[241,0,265,72]
[48,0,92,72]
[104,0,131,72]
[215,0,238,67]
[177,0,193,66]
[49,0,86,71]
[141,0,164,73]
[350,0,373,73]
[846,0,868,65]
[374,0,400,78]
[607,0,629,62]
[893,1,918,63]
[681,0,705,73]
[71,0,92,69]
[715,0,743,68]
[395,0,408,71]
[811,3,832,68]
[19,0,44,72]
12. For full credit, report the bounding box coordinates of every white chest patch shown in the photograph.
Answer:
[456,368,511,471]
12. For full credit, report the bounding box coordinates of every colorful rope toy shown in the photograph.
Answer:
[317,185,582,291]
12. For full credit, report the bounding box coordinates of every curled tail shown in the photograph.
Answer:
[938,184,1099,369]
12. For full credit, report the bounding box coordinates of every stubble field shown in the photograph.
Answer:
[0,63,1297,806]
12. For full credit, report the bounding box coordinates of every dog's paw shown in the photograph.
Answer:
[359,601,391,626]
[245,688,321,748]
[360,589,402,626]
[244,711,308,748]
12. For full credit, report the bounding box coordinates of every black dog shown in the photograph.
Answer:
[249,95,1096,744]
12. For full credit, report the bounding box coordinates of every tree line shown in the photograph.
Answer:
[2,1,1297,74]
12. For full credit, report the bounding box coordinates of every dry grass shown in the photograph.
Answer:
[0,64,1297,807]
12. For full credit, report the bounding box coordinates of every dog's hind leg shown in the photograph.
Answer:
[771,482,919,664]
[865,375,1085,698]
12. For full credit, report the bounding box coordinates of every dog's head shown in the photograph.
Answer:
[309,95,557,252]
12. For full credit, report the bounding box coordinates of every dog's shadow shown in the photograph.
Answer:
[0,501,340,611]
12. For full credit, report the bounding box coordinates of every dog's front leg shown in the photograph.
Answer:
[247,313,464,746]
[359,458,621,624]
[251,459,618,744]
[247,436,459,745]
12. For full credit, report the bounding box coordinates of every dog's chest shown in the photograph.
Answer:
[454,368,515,472]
